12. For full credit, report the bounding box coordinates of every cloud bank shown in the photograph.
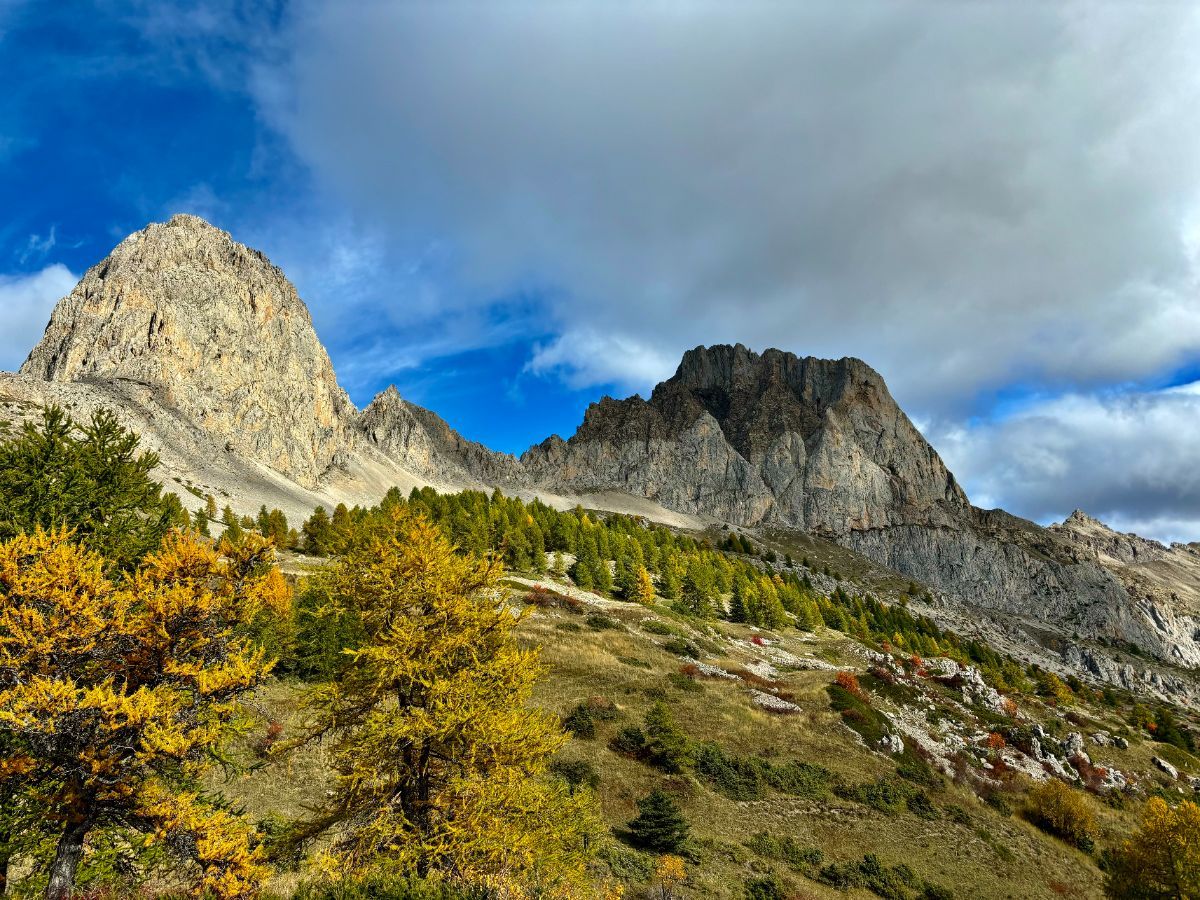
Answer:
[258,1,1200,413]
[934,383,1200,543]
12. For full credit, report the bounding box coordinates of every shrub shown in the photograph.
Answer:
[729,667,796,701]
[562,703,597,739]
[641,619,675,636]
[523,585,583,613]
[586,612,622,631]
[896,745,943,789]
[549,758,600,793]
[668,672,705,693]
[817,853,951,900]
[694,742,831,802]
[836,671,867,701]
[744,874,785,900]
[610,725,648,756]
[1025,780,1097,851]
[746,831,823,874]
[984,789,1013,817]
[586,696,619,720]
[663,637,700,658]
[254,719,285,758]
[828,682,889,746]
[837,775,934,818]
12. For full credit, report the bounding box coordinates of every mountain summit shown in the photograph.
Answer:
[524,343,967,532]
[20,214,355,487]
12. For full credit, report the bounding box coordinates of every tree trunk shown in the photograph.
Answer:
[0,847,9,897]
[45,814,91,900]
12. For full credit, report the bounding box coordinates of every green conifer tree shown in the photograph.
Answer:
[628,790,689,854]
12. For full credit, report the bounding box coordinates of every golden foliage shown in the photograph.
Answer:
[1105,797,1200,898]
[654,854,687,899]
[634,566,656,604]
[301,509,601,895]
[1025,780,1097,850]
[0,528,286,898]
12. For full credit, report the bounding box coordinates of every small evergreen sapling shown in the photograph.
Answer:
[628,789,689,854]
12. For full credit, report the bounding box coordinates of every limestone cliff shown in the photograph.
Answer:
[524,344,967,532]
[20,214,355,488]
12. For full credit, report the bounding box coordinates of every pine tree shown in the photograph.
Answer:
[658,555,683,600]
[0,529,286,899]
[644,702,691,773]
[0,406,182,571]
[295,510,598,889]
[192,508,211,537]
[221,505,245,544]
[757,576,787,629]
[628,790,689,854]
[681,557,717,618]
[205,493,218,520]
[302,506,335,556]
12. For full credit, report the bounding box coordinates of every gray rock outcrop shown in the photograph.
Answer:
[358,386,528,487]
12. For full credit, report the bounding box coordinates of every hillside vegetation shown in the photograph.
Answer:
[1,409,1199,899]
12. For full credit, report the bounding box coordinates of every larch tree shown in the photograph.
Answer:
[0,528,289,899]
[634,566,656,605]
[296,508,599,895]
[1105,797,1200,898]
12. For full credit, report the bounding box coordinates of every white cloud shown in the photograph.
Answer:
[931,384,1200,543]
[256,1,1200,411]
[526,328,677,391]
[0,264,76,371]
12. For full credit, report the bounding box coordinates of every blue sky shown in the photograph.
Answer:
[2,1,1200,540]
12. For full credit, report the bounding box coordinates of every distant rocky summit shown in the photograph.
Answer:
[3,213,1198,702]
[523,343,967,531]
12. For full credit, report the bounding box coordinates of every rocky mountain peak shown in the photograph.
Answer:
[525,343,967,531]
[359,386,527,488]
[19,214,355,488]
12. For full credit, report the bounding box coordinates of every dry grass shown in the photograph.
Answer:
[219,586,1127,899]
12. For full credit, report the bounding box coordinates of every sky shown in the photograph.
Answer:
[1,1,1199,542]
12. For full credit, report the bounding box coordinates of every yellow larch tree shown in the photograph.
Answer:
[1105,797,1200,899]
[0,528,288,900]
[296,508,600,896]
[635,565,656,604]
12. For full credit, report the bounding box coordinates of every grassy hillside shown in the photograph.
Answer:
[219,553,1197,900]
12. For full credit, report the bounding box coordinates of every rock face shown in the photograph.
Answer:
[527,344,1200,677]
[21,215,355,488]
[358,386,528,487]
[523,344,967,531]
